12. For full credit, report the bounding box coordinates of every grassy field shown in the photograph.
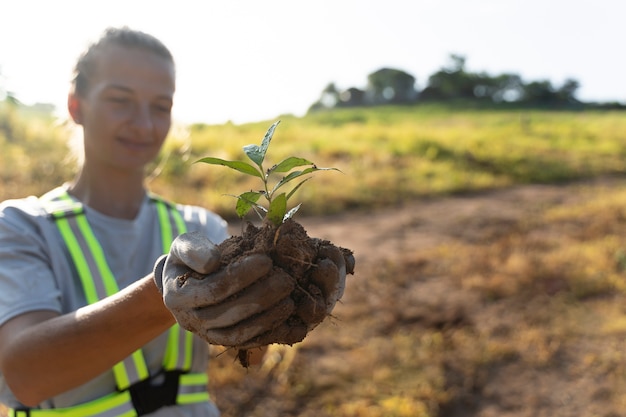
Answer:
[2,104,626,416]
[4,103,626,216]
[154,107,626,219]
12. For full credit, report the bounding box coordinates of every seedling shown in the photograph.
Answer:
[194,121,354,361]
[196,121,339,226]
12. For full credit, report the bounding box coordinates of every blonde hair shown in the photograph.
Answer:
[71,26,175,97]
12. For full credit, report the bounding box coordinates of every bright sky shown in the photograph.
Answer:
[0,0,623,125]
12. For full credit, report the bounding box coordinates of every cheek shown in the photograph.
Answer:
[85,104,126,131]
[154,117,172,140]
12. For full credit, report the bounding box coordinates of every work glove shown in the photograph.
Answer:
[294,239,349,327]
[153,231,294,347]
[154,231,353,349]
[238,239,353,350]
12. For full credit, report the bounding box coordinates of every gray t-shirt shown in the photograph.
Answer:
[0,186,229,416]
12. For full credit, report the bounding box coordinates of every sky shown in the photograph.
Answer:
[0,0,623,125]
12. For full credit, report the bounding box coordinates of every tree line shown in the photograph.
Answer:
[309,54,624,113]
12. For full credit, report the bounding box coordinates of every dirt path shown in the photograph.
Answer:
[216,176,626,417]
[300,179,605,269]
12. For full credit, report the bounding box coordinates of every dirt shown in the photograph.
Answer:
[214,176,626,416]
[218,218,354,365]
[301,176,625,417]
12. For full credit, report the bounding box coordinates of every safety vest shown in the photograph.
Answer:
[10,188,210,417]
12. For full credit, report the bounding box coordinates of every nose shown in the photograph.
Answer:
[131,102,154,133]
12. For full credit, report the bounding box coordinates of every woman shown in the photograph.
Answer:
[0,27,347,416]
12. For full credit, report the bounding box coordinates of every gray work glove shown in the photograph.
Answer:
[154,231,295,347]
[294,240,348,327]
[154,231,353,349]
[231,240,353,350]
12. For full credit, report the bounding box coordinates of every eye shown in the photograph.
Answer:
[108,96,131,105]
[152,102,172,114]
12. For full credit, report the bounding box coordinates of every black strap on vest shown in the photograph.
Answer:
[128,370,183,416]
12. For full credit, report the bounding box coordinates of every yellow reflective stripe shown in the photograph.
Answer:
[152,195,187,252]
[54,217,100,303]
[8,373,210,415]
[58,390,136,417]
[181,372,208,385]
[177,392,210,404]
[70,212,150,387]
[167,205,191,369]
[47,193,103,304]
[163,324,180,370]
[170,206,187,236]
[112,348,149,391]
[182,330,193,370]
[9,390,137,417]
[157,197,193,371]
[177,373,210,404]
[159,198,179,371]
[156,197,193,371]
[155,200,173,252]
[74,214,119,296]
[164,324,194,371]
[112,362,131,393]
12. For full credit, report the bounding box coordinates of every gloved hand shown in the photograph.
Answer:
[153,231,296,347]
[233,240,354,350]
[295,240,349,327]
[153,231,354,349]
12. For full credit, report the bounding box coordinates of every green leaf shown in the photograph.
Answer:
[271,166,341,195]
[196,121,343,225]
[243,120,280,168]
[286,178,311,202]
[269,156,314,174]
[283,203,302,222]
[270,168,313,195]
[235,191,262,218]
[196,157,263,179]
[267,193,287,226]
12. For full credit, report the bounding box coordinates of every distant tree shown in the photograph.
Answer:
[307,53,588,113]
[421,54,479,100]
[338,87,366,107]
[521,80,559,104]
[556,78,580,103]
[519,78,580,106]
[444,54,466,73]
[489,74,525,102]
[320,83,340,107]
[365,68,417,104]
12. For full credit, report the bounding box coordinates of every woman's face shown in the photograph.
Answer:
[69,44,176,172]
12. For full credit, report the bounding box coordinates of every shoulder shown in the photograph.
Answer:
[1,186,72,228]
[177,203,230,244]
[0,195,49,228]
[0,195,53,270]
[0,186,77,245]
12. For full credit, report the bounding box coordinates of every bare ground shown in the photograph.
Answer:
[212,177,626,417]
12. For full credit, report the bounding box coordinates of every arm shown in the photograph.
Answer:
[0,274,174,407]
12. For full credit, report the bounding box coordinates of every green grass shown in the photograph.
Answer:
[3,103,626,220]
[151,106,626,219]
[0,102,75,200]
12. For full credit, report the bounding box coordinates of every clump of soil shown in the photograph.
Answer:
[217,218,355,366]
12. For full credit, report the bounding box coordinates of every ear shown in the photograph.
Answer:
[67,92,83,125]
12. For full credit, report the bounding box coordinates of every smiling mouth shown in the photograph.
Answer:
[117,137,153,150]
